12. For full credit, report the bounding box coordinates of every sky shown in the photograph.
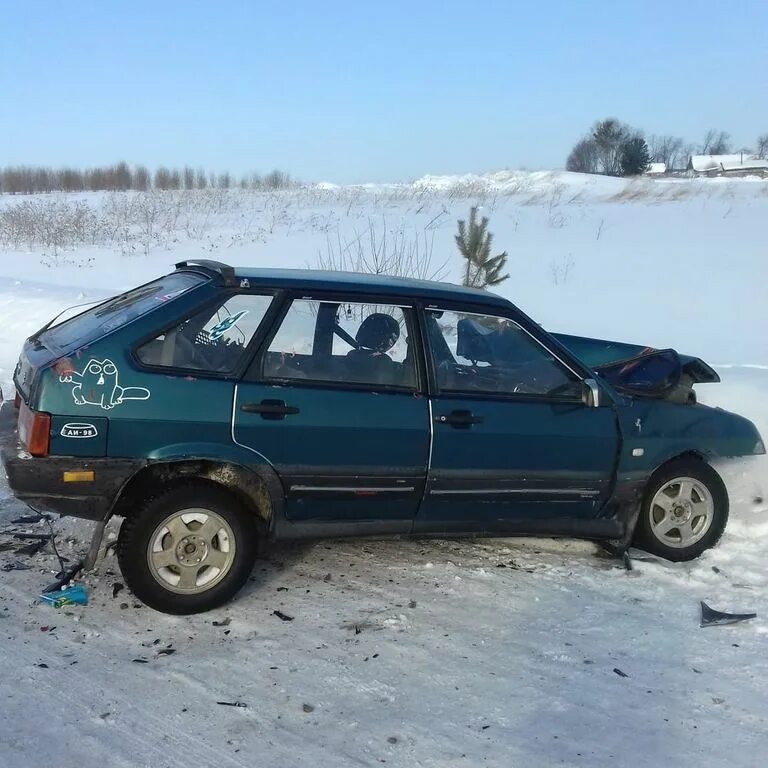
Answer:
[1,0,766,183]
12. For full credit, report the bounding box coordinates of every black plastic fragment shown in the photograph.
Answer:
[14,539,48,557]
[273,610,293,622]
[613,668,629,678]
[11,513,46,524]
[42,561,83,593]
[212,618,231,627]
[700,601,756,627]
[216,701,247,708]
[112,583,124,599]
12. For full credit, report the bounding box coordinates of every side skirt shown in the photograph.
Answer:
[270,515,624,542]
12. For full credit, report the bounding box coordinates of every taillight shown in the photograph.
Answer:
[18,402,50,457]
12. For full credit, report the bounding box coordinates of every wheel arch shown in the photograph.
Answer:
[648,448,710,480]
[111,458,285,535]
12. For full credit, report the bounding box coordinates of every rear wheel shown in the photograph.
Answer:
[634,458,728,561]
[118,484,258,614]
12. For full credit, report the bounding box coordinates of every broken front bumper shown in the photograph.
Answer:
[0,402,144,521]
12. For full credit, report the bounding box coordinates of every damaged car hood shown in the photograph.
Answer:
[553,333,719,401]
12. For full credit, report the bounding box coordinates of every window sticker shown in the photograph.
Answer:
[209,310,249,341]
[59,358,150,410]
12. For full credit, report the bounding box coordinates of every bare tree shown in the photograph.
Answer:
[133,166,150,191]
[154,167,172,190]
[566,138,598,173]
[195,168,208,189]
[756,134,768,159]
[318,218,447,282]
[701,129,731,155]
[649,135,685,170]
[183,166,195,190]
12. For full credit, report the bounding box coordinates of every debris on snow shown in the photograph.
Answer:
[613,668,629,678]
[39,584,88,608]
[700,601,757,627]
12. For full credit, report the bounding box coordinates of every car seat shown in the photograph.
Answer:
[346,313,400,384]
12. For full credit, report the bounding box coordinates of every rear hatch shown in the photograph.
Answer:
[14,272,205,406]
[12,272,205,457]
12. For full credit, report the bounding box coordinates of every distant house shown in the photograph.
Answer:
[688,153,768,176]
[645,162,666,175]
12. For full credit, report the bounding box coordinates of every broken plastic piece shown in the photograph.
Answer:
[700,601,756,627]
[39,584,88,608]
[42,561,83,593]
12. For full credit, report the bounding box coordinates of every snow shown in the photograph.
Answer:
[689,154,768,173]
[1,172,767,767]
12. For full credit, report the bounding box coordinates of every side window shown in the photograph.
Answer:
[136,293,273,373]
[263,299,417,389]
[426,309,581,398]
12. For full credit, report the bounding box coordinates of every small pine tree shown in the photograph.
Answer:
[455,207,509,289]
[620,137,651,176]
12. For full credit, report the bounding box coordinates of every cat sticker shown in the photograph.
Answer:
[60,359,150,410]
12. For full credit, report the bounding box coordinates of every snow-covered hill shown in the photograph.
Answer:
[1,172,766,768]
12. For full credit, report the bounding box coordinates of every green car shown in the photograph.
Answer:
[2,260,763,614]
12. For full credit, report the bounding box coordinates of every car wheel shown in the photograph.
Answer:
[634,458,728,562]
[117,483,258,614]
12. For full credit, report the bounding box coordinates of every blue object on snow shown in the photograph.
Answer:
[39,584,88,608]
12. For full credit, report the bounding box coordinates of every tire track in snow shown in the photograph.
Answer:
[0,581,252,768]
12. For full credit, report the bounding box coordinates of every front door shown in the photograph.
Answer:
[415,307,619,533]
[234,296,429,525]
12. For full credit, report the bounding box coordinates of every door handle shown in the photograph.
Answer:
[435,409,483,428]
[240,399,300,420]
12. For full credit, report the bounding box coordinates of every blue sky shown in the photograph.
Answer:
[1,1,766,183]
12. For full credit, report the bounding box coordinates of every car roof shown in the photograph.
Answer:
[232,267,512,308]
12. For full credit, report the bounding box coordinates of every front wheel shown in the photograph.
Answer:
[118,484,258,614]
[634,458,728,561]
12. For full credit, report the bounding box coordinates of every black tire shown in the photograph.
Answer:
[634,458,728,562]
[117,483,258,615]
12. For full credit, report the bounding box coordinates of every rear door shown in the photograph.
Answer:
[416,306,619,533]
[233,295,429,527]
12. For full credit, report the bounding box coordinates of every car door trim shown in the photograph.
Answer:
[428,487,601,497]
[290,485,416,494]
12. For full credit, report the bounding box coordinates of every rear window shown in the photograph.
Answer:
[39,273,205,353]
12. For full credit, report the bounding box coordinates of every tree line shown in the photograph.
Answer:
[0,162,293,194]
[567,119,768,176]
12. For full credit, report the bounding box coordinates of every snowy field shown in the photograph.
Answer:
[0,171,767,767]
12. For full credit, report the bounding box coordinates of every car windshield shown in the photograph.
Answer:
[39,273,205,354]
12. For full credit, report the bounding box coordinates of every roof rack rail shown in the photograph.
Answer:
[174,259,236,286]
